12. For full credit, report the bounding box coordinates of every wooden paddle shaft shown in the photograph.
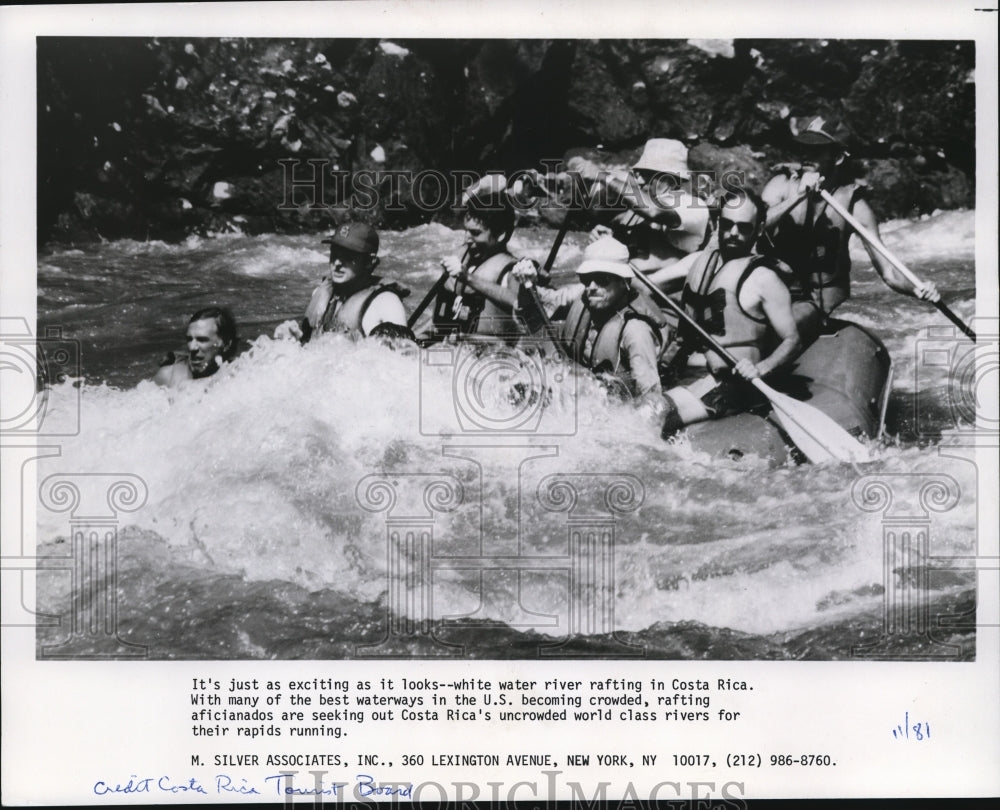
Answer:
[629,266,742,370]
[818,190,923,288]
[542,214,572,274]
[406,246,470,328]
[819,189,976,342]
[629,265,864,463]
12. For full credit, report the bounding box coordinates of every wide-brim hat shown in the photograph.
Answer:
[789,115,852,148]
[632,138,690,177]
[577,236,634,279]
[322,221,379,254]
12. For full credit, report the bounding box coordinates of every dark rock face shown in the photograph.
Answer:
[37,37,975,244]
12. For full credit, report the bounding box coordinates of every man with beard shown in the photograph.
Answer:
[512,236,667,402]
[658,190,801,438]
[153,306,238,388]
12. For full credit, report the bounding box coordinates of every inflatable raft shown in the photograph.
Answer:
[685,319,893,465]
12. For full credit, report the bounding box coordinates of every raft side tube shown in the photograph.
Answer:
[781,319,892,438]
[683,319,891,464]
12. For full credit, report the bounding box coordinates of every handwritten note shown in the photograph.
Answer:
[892,712,930,741]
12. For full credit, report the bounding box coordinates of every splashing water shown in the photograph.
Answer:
[34,215,979,659]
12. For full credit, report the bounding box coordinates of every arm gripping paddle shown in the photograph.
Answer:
[819,189,976,343]
[629,267,872,464]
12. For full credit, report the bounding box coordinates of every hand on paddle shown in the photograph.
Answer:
[912,279,941,303]
[733,358,761,381]
[797,169,824,194]
[566,155,602,183]
[511,258,540,284]
[441,255,466,280]
[588,224,614,242]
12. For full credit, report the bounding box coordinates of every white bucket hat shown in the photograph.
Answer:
[577,237,634,279]
[632,138,690,177]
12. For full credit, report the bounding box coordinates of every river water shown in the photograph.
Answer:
[34,210,979,659]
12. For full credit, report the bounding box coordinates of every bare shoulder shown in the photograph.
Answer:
[152,365,172,387]
[743,262,789,298]
[761,174,796,205]
[152,360,189,388]
[366,288,408,324]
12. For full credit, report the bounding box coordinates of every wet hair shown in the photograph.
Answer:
[188,306,239,361]
[464,189,516,243]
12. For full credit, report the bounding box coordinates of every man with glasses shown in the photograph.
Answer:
[657,190,802,438]
[512,236,667,402]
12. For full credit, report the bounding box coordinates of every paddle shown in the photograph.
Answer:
[406,247,469,329]
[514,214,573,359]
[629,268,872,464]
[818,188,976,343]
[407,272,449,329]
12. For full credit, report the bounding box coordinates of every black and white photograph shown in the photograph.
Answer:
[3,1,998,805]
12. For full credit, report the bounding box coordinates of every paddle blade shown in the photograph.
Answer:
[753,380,873,464]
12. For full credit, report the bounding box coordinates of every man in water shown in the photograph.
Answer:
[420,188,524,344]
[276,222,413,343]
[658,190,801,437]
[512,237,666,402]
[760,115,939,341]
[153,306,238,388]
[568,138,712,274]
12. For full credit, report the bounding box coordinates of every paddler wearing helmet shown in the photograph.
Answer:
[275,222,414,344]
[659,190,802,439]
[512,236,667,402]
[568,138,712,275]
[760,115,940,342]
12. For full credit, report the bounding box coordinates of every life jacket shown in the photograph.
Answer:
[315,278,410,338]
[680,249,773,365]
[763,171,866,314]
[432,250,521,340]
[559,290,666,390]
